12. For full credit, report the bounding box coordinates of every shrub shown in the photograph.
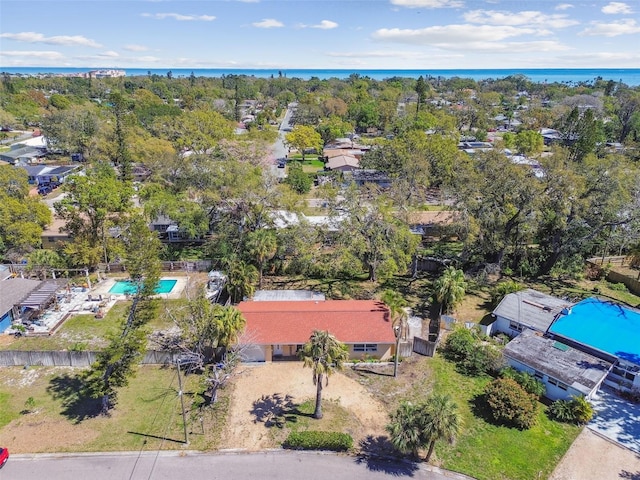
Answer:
[608,282,628,292]
[484,377,538,429]
[548,396,594,424]
[441,328,477,363]
[490,280,524,308]
[283,431,353,452]
[499,367,546,397]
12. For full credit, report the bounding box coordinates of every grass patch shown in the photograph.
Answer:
[345,355,580,480]
[0,365,231,453]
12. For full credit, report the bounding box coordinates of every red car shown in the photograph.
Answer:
[0,447,8,468]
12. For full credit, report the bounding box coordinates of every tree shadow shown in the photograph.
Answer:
[355,435,420,476]
[46,373,101,424]
[251,393,310,428]
[619,471,640,480]
[350,364,394,377]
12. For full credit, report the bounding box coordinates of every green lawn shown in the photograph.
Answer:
[429,357,581,480]
[0,365,229,452]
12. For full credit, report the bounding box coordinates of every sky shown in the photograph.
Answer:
[1,0,639,70]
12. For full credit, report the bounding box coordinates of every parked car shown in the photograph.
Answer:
[0,447,8,468]
[277,160,286,168]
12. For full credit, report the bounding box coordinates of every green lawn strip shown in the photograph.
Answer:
[428,356,580,480]
[0,391,20,428]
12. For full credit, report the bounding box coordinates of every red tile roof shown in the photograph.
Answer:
[237,300,395,345]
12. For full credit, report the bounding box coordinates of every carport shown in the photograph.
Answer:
[588,386,640,453]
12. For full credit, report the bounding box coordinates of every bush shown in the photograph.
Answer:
[608,282,628,292]
[441,328,504,376]
[484,377,538,429]
[499,367,546,397]
[548,396,594,424]
[490,280,524,308]
[283,431,353,451]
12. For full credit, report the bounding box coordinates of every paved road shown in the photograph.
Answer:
[3,450,472,480]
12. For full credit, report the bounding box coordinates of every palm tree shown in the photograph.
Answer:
[433,266,467,315]
[224,258,258,303]
[381,289,408,377]
[298,330,349,419]
[213,305,246,348]
[386,394,460,462]
[246,229,277,288]
[386,402,424,457]
[422,393,460,462]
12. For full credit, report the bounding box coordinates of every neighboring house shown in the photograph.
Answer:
[407,210,457,237]
[22,165,80,185]
[547,297,640,394]
[0,278,42,332]
[323,147,368,160]
[503,328,612,401]
[237,299,396,362]
[0,145,47,165]
[343,169,391,189]
[486,289,571,338]
[41,216,73,249]
[149,215,204,244]
[325,155,360,172]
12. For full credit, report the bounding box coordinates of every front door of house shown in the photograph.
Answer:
[273,344,283,356]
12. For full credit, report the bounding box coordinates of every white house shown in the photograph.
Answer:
[503,329,612,401]
[486,289,571,338]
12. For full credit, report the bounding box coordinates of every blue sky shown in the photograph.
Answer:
[1,0,639,69]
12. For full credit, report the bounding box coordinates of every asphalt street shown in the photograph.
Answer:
[3,450,473,480]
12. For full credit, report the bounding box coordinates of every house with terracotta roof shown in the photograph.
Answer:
[325,155,360,172]
[237,299,396,362]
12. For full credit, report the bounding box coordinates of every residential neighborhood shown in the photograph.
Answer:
[1,66,640,480]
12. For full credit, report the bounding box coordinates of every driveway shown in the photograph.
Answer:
[588,386,640,453]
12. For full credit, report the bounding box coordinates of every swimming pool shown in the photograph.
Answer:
[549,297,640,361]
[108,279,178,295]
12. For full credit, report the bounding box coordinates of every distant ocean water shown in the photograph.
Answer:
[2,67,640,86]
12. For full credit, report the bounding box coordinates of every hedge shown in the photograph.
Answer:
[283,431,353,452]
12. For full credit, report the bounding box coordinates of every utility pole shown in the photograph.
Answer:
[176,361,189,445]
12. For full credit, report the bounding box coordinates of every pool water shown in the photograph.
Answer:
[109,279,177,295]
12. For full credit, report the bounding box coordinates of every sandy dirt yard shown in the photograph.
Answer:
[219,362,389,451]
[550,428,640,480]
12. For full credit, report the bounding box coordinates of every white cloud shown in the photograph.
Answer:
[390,0,463,8]
[327,50,431,59]
[123,44,148,52]
[252,18,284,28]
[312,20,338,29]
[372,24,538,44]
[98,51,119,58]
[555,3,574,10]
[141,13,216,21]
[0,50,65,59]
[602,2,633,14]
[463,10,579,28]
[0,32,102,47]
[579,19,640,36]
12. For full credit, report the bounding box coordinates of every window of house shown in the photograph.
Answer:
[534,370,543,380]
[353,344,378,352]
[557,382,568,390]
[548,378,558,386]
[509,321,523,332]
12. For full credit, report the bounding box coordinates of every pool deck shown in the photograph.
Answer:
[92,276,187,301]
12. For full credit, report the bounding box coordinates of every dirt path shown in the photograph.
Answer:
[549,428,640,480]
[220,362,389,451]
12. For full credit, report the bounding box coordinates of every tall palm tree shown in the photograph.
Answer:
[298,330,349,419]
[422,393,460,462]
[381,289,408,377]
[433,266,467,315]
[246,229,277,288]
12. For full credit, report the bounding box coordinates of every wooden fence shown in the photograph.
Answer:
[0,350,181,367]
[586,257,640,296]
[99,260,213,273]
[412,334,439,357]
